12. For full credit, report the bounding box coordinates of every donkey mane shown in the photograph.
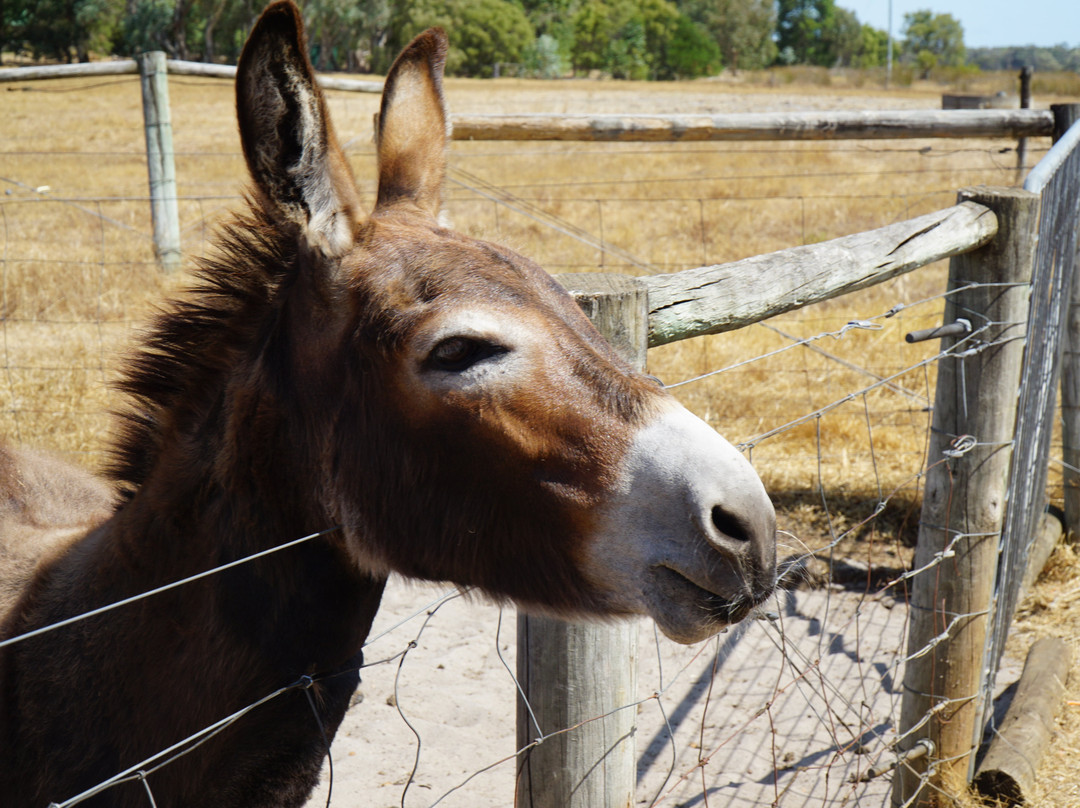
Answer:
[109,204,298,492]
[0,5,776,804]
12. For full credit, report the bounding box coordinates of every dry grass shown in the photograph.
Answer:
[3,71,1079,806]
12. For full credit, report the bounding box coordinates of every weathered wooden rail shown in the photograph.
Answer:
[0,57,383,92]
[451,109,1054,142]
[641,201,997,346]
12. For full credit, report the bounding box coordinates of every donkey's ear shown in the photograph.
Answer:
[236,0,361,256]
[375,28,449,218]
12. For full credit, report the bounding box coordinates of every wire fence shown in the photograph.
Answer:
[0,75,1070,807]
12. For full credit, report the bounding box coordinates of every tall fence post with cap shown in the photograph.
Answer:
[516,273,645,808]
[893,187,1038,807]
[137,51,182,272]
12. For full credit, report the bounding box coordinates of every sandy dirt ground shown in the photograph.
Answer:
[306,576,1023,808]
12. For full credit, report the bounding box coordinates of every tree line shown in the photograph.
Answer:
[968,45,1080,74]
[0,0,1029,80]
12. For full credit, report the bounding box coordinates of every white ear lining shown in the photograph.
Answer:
[283,65,354,257]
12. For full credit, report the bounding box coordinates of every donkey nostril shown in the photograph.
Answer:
[711,505,752,543]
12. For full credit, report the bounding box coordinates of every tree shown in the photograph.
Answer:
[966,44,1080,72]
[902,9,965,76]
[636,0,681,77]
[523,32,565,78]
[518,0,574,69]
[775,0,838,66]
[118,0,171,54]
[681,0,775,70]
[852,23,888,68]
[823,6,860,66]
[6,0,123,61]
[663,14,721,78]
[304,0,388,71]
[390,0,534,77]
[569,0,613,72]
[569,0,678,79]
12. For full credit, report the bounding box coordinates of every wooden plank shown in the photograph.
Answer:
[313,74,382,93]
[164,60,236,79]
[450,109,1054,142]
[516,273,643,808]
[893,187,1040,808]
[170,60,383,92]
[643,201,998,347]
[166,60,384,92]
[973,638,1072,806]
[0,58,381,93]
[0,60,137,82]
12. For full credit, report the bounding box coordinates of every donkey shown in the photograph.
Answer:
[0,3,775,806]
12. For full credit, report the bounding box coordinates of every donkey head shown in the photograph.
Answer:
[235,1,775,644]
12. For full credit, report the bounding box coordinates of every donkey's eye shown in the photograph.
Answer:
[429,337,504,372]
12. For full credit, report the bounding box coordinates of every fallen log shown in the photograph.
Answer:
[973,637,1072,806]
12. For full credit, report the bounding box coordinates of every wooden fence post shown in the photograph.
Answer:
[1054,104,1080,540]
[893,187,1039,807]
[137,51,181,272]
[516,273,646,808]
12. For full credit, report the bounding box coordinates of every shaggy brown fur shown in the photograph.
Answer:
[0,3,775,805]
[0,4,669,806]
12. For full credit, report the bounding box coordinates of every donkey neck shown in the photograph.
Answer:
[103,353,385,674]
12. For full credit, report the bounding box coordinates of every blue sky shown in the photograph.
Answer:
[836,0,1079,48]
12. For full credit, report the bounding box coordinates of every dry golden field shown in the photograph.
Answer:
[2,70,1079,806]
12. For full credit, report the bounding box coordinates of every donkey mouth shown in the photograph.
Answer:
[645,565,770,644]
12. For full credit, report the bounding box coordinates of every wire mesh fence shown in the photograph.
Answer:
[1,73,1072,807]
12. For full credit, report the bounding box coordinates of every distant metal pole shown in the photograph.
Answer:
[886,0,893,89]
[137,51,182,272]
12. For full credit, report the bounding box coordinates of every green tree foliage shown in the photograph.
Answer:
[681,0,775,70]
[902,9,965,76]
[663,14,720,78]
[304,0,389,71]
[390,0,534,77]
[569,0,680,79]
[774,0,889,68]
[775,0,839,66]
[522,32,566,77]
[517,0,574,69]
[824,6,859,65]
[5,0,123,61]
[852,23,888,68]
[968,44,1080,73]
[0,0,924,79]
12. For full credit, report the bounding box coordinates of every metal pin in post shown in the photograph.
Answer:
[904,318,972,344]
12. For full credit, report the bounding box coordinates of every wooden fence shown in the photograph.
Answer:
[4,53,1080,807]
[519,108,1078,808]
